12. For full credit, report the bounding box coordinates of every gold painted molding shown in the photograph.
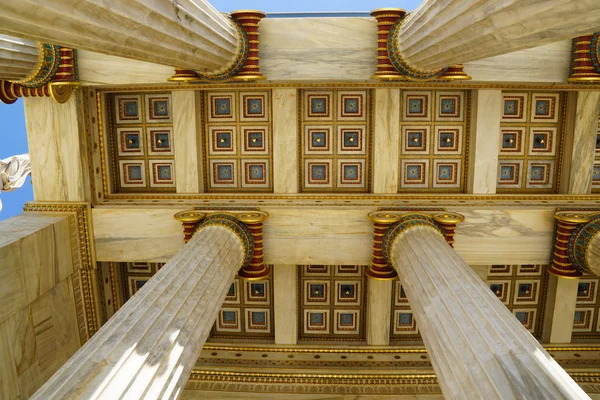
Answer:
[186,369,600,392]
[94,82,600,92]
[23,202,99,341]
[202,344,600,353]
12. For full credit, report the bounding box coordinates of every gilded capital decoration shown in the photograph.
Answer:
[0,45,79,104]
[370,9,470,81]
[174,210,206,243]
[569,213,600,275]
[547,211,591,278]
[168,10,266,83]
[173,210,270,280]
[366,212,402,280]
[432,212,465,248]
[365,211,464,280]
[568,33,600,83]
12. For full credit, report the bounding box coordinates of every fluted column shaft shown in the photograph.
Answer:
[0,0,239,72]
[0,34,39,80]
[587,234,600,277]
[32,225,244,400]
[398,0,600,71]
[391,226,589,400]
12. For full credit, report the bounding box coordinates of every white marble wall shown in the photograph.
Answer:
[542,275,579,343]
[93,207,556,266]
[469,90,501,194]
[24,94,89,202]
[273,265,298,345]
[0,214,80,399]
[564,92,600,194]
[366,279,392,345]
[272,89,298,193]
[372,89,401,194]
[260,18,377,81]
[173,90,203,193]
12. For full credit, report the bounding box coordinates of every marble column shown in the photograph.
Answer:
[366,279,392,345]
[390,223,589,399]
[561,92,600,194]
[272,89,298,193]
[468,90,502,194]
[372,89,401,193]
[0,34,39,81]
[0,0,239,72]
[173,91,203,194]
[273,265,298,345]
[542,275,579,344]
[32,224,245,400]
[397,0,600,71]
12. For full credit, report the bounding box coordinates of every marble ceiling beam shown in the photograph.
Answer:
[0,34,39,81]
[560,92,600,194]
[398,0,600,71]
[91,206,556,266]
[0,0,239,72]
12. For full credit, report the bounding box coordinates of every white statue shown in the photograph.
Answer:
[0,153,31,212]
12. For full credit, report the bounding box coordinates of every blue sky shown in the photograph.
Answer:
[0,0,422,221]
[0,98,32,221]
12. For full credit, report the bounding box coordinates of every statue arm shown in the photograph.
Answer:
[0,154,31,192]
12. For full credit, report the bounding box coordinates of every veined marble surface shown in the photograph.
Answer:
[273,265,297,345]
[469,90,501,194]
[93,207,555,265]
[0,214,80,399]
[567,91,600,194]
[454,209,554,264]
[24,94,88,202]
[543,275,579,343]
[373,89,401,194]
[260,18,377,81]
[366,279,393,345]
[272,89,299,193]
[173,91,203,193]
